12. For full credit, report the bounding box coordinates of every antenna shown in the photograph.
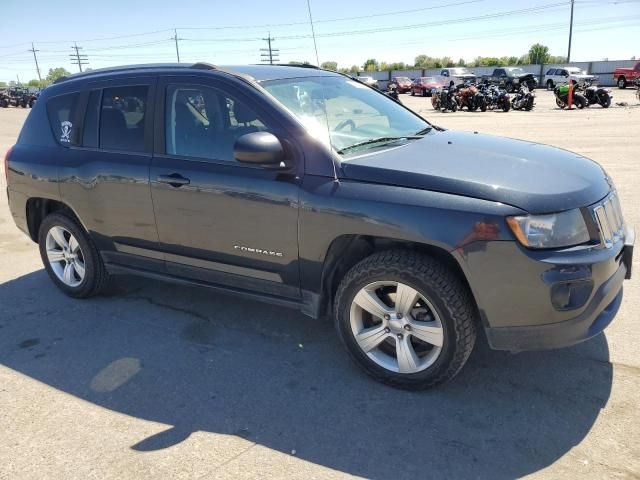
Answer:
[306,0,320,66]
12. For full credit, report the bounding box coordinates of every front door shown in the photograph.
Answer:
[149,76,301,299]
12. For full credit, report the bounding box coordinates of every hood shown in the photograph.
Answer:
[514,72,536,80]
[341,130,610,214]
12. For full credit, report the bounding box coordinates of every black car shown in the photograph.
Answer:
[5,63,634,389]
[483,67,538,92]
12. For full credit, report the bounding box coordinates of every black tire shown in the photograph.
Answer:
[410,89,415,96]
[575,95,587,109]
[617,77,626,89]
[600,95,611,108]
[556,97,566,109]
[421,88,427,97]
[525,97,534,111]
[546,80,554,91]
[38,212,109,298]
[334,251,477,390]
[505,81,514,93]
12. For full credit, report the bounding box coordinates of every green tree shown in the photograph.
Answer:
[528,43,550,65]
[0,81,7,88]
[320,61,338,71]
[362,58,379,72]
[456,58,466,67]
[46,67,71,83]
[27,79,48,88]
[349,65,359,73]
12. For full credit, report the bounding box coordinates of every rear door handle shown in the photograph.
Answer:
[157,173,190,187]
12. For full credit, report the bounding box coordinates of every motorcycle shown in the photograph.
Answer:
[554,82,587,109]
[582,80,611,108]
[385,86,402,104]
[634,78,640,103]
[455,82,486,112]
[431,81,458,112]
[511,84,535,111]
[479,83,510,112]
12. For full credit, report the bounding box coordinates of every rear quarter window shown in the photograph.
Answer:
[46,92,80,146]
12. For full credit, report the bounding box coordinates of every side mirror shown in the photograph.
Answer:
[234,132,285,167]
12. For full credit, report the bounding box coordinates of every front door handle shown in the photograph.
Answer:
[157,173,190,187]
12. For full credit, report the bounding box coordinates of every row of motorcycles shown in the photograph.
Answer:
[431,80,534,113]
[553,80,613,109]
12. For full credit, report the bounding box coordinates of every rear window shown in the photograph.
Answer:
[99,86,148,152]
[46,92,80,146]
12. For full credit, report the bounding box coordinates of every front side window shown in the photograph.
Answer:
[47,92,80,146]
[262,76,429,156]
[165,84,269,162]
[546,69,556,75]
[99,86,148,152]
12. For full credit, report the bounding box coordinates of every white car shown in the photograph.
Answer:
[353,75,378,89]
[544,67,598,90]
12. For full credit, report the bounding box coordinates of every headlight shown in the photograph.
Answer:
[506,209,590,249]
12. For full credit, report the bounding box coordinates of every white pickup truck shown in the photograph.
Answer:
[544,67,597,90]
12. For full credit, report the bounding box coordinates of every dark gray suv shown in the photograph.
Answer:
[4,63,634,389]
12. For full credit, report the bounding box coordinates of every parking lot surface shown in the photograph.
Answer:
[1,89,639,479]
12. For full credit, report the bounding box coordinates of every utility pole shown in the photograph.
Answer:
[260,33,279,64]
[306,0,320,66]
[29,42,42,82]
[567,0,575,62]
[70,42,88,72]
[172,29,181,62]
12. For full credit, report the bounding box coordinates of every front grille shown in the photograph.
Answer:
[593,191,625,248]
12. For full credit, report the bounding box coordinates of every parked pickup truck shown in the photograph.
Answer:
[543,66,597,90]
[440,68,476,85]
[613,60,640,89]
[482,67,538,92]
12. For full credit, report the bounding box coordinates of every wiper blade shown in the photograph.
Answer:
[337,135,424,155]
[413,126,433,136]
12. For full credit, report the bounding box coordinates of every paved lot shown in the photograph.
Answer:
[0,89,639,479]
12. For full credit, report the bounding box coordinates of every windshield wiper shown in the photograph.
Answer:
[337,135,424,155]
[413,126,433,136]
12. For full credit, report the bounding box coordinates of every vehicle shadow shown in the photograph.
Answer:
[0,270,613,479]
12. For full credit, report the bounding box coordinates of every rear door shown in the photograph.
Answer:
[149,75,302,300]
[58,76,162,271]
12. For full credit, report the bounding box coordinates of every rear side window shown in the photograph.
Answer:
[47,93,80,146]
[99,86,148,152]
[546,69,556,75]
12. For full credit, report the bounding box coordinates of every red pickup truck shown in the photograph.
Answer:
[613,60,640,88]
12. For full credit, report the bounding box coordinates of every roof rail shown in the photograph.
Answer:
[190,62,217,70]
[53,63,218,85]
[272,63,320,69]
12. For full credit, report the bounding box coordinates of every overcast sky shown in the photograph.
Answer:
[1,0,639,83]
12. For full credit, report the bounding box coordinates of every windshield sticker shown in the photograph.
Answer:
[60,121,72,143]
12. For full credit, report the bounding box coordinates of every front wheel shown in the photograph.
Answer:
[556,97,566,109]
[546,80,554,91]
[38,212,109,298]
[575,95,587,109]
[617,77,627,89]
[600,95,611,108]
[334,251,477,390]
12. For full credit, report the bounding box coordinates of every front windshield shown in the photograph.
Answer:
[261,76,430,156]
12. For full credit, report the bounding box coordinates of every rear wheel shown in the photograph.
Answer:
[600,95,611,108]
[421,88,427,97]
[38,212,109,298]
[411,89,415,96]
[556,97,566,109]
[617,77,626,89]
[575,95,587,109]
[525,97,535,111]
[546,80,554,91]
[334,251,477,390]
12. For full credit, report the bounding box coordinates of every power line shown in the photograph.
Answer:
[567,0,575,61]
[28,42,42,81]
[260,34,279,64]
[70,43,89,72]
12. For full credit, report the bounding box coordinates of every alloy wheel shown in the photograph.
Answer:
[45,226,86,287]
[349,281,444,374]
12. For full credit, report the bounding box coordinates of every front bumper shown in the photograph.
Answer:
[458,228,634,352]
